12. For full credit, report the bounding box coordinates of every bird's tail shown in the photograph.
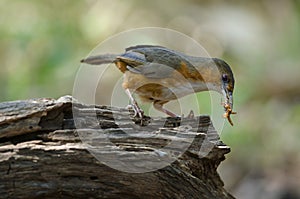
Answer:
[80,54,118,65]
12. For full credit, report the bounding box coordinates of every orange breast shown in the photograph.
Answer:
[122,70,207,102]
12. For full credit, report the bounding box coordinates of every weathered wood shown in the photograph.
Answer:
[0,96,234,199]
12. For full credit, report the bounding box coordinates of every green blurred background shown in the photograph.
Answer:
[1,0,300,198]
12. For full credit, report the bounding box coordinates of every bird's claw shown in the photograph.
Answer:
[127,104,144,118]
[127,104,151,126]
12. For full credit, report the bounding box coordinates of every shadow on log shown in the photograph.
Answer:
[0,96,234,199]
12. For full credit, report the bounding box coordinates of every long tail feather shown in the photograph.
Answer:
[81,54,118,65]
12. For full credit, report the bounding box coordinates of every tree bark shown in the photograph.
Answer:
[0,96,234,199]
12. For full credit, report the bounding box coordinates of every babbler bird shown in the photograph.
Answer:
[81,45,236,125]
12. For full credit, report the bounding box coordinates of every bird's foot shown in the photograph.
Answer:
[126,104,144,118]
[127,105,150,126]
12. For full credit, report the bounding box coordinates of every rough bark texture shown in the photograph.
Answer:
[0,96,234,199]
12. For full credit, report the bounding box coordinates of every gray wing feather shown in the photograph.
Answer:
[81,45,196,79]
[119,46,195,78]
[117,51,146,66]
[126,63,175,78]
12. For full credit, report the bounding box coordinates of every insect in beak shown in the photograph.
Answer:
[222,83,236,126]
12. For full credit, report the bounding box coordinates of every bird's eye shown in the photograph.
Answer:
[222,74,228,82]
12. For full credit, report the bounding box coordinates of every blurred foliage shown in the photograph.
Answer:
[1,0,300,198]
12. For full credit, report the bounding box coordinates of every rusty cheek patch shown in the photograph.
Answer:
[177,61,204,81]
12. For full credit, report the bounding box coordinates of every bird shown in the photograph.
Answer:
[81,45,236,125]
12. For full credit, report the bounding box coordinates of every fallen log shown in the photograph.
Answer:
[0,96,234,199]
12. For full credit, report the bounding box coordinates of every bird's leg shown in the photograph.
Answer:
[125,89,144,118]
[153,101,178,117]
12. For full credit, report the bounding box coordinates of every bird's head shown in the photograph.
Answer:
[213,58,235,109]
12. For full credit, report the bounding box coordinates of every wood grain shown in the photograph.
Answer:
[0,96,234,199]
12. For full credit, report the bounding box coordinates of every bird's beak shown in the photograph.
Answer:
[228,91,233,110]
[222,84,233,110]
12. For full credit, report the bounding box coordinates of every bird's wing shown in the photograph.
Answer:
[126,63,176,79]
[117,45,194,78]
